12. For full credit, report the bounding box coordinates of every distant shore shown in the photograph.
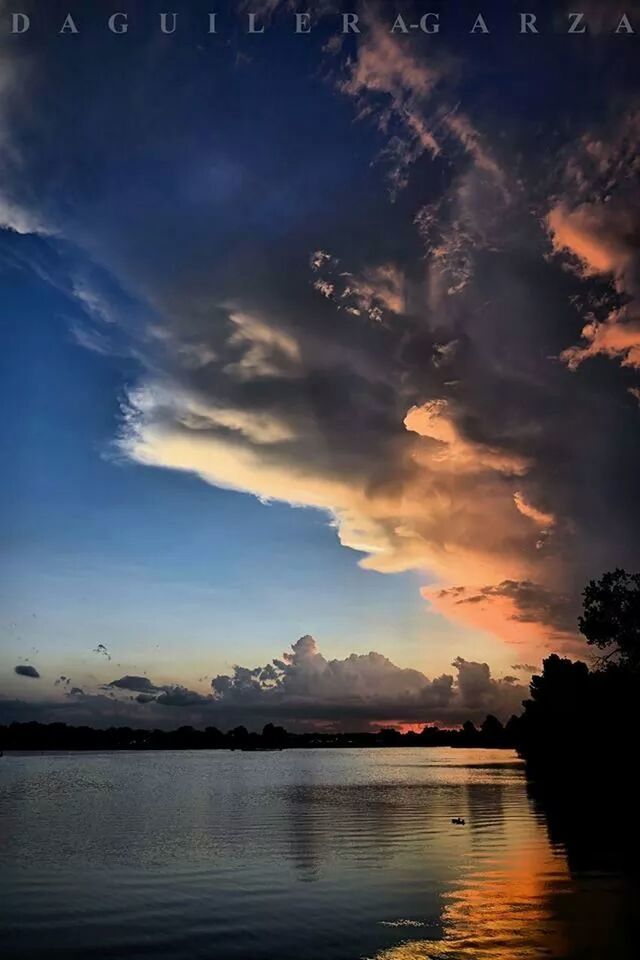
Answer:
[1,717,517,752]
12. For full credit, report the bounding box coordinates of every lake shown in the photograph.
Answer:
[0,748,636,959]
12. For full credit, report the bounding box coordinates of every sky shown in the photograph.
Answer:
[2,0,640,730]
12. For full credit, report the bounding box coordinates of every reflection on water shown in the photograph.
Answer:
[372,817,571,959]
[0,749,635,960]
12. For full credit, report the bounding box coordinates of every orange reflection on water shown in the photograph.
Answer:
[372,818,572,959]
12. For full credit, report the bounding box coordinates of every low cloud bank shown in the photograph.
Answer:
[2,636,528,732]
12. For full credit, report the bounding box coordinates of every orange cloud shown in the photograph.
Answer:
[405,401,529,476]
[560,311,640,370]
[513,491,555,530]
[547,201,634,280]
[423,577,578,662]
[548,196,640,371]
[425,584,556,652]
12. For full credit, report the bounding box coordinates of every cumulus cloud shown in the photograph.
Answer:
[0,634,529,731]
[14,665,40,678]
[203,635,526,725]
[7,636,524,730]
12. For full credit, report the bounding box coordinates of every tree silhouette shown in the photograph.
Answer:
[509,570,640,777]
[480,714,504,746]
[461,720,479,745]
[262,723,287,744]
[579,569,640,670]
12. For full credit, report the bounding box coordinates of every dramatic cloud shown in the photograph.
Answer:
[14,665,40,679]
[425,580,579,654]
[1,1,640,676]
[547,112,640,373]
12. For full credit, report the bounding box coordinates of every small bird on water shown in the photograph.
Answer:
[451,817,465,825]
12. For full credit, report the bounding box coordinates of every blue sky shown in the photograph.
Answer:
[0,234,492,702]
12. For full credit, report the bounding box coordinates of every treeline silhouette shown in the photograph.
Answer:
[0,715,517,752]
[3,570,638,765]
[514,571,640,877]
[512,569,640,778]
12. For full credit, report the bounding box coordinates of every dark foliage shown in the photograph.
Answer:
[0,717,516,752]
[579,568,640,669]
[513,569,640,778]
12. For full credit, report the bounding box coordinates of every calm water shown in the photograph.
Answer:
[0,748,635,959]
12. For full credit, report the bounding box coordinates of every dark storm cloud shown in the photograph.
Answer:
[439,581,576,634]
[0,692,162,727]
[107,676,160,694]
[134,693,157,704]
[154,686,211,707]
[487,582,575,631]
[14,665,40,678]
[107,676,210,705]
[0,0,639,664]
